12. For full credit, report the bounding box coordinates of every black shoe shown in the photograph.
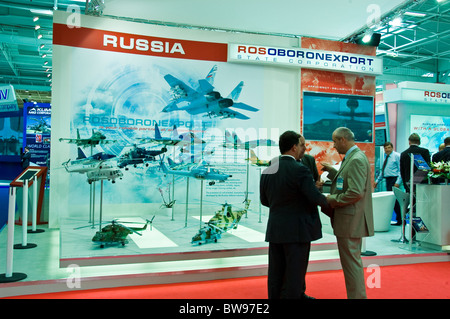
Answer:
[301,294,316,299]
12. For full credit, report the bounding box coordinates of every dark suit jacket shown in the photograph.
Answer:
[260,156,328,243]
[400,145,430,191]
[300,154,319,182]
[21,151,31,169]
[432,147,450,163]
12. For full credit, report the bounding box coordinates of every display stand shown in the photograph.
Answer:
[184,177,189,227]
[0,167,46,283]
[10,167,47,249]
[28,175,45,233]
[361,237,376,256]
[0,187,27,283]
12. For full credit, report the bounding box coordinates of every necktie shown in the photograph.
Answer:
[381,154,390,177]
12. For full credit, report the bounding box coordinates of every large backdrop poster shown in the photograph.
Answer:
[51,15,271,229]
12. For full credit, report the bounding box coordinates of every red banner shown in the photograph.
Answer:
[53,23,228,62]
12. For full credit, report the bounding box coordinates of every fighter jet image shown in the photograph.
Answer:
[222,130,277,150]
[62,148,122,184]
[138,124,204,147]
[162,65,258,120]
[160,158,231,185]
[59,129,117,147]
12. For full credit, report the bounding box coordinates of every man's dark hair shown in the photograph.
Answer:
[383,141,393,148]
[279,131,301,154]
[409,133,421,145]
[444,136,450,145]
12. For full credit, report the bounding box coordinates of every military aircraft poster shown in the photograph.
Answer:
[162,65,259,120]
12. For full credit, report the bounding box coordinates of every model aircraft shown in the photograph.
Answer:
[191,201,250,245]
[62,148,122,184]
[138,123,204,147]
[160,158,231,185]
[246,149,270,166]
[91,217,155,248]
[222,130,277,150]
[117,144,167,169]
[59,128,117,147]
[162,65,258,120]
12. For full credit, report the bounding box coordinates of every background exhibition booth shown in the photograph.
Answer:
[384,81,450,251]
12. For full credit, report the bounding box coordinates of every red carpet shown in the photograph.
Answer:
[5,261,450,299]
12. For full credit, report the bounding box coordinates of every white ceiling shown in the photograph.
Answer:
[103,0,406,40]
[3,0,450,104]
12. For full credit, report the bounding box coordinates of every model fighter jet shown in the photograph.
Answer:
[222,130,277,150]
[160,158,231,185]
[162,65,258,120]
[59,128,117,147]
[138,123,204,147]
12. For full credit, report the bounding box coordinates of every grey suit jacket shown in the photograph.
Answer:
[326,148,374,238]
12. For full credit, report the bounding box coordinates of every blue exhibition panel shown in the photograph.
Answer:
[0,182,10,231]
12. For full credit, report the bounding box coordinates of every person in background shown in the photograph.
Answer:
[260,131,329,299]
[321,127,374,299]
[21,146,31,169]
[432,136,450,163]
[400,133,431,193]
[373,142,402,225]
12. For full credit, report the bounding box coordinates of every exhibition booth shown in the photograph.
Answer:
[47,10,381,267]
[1,10,449,295]
[384,81,450,251]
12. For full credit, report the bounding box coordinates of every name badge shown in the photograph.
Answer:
[336,177,344,190]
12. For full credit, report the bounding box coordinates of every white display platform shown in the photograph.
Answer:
[416,184,450,249]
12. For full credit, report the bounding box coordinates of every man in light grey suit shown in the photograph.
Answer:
[321,127,374,299]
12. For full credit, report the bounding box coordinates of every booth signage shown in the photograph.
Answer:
[228,43,383,75]
[385,87,450,105]
[0,85,19,112]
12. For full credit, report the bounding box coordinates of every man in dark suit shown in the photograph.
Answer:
[21,146,31,169]
[432,136,450,163]
[260,131,329,299]
[400,133,431,193]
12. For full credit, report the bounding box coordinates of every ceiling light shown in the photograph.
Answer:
[390,17,402,27]
[362,33,372,43]
[42,54,47,58]
[34,25,41,30]
[30,9,53,16]
[37,34,43,39]
[40,44,45,49]
[33,17,39,22]
[404,11,426,17]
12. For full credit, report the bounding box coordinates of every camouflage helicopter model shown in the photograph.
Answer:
[191,200,250,245]
[91,217,154,248]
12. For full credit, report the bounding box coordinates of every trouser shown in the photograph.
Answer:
[267,242,311,299]
[385,176,401,223]
[336,236,367,299]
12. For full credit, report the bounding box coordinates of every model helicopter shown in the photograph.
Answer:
[89,217,155,248]
[191,200,250,245]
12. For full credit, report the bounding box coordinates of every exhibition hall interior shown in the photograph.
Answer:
[0,0,449,299]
